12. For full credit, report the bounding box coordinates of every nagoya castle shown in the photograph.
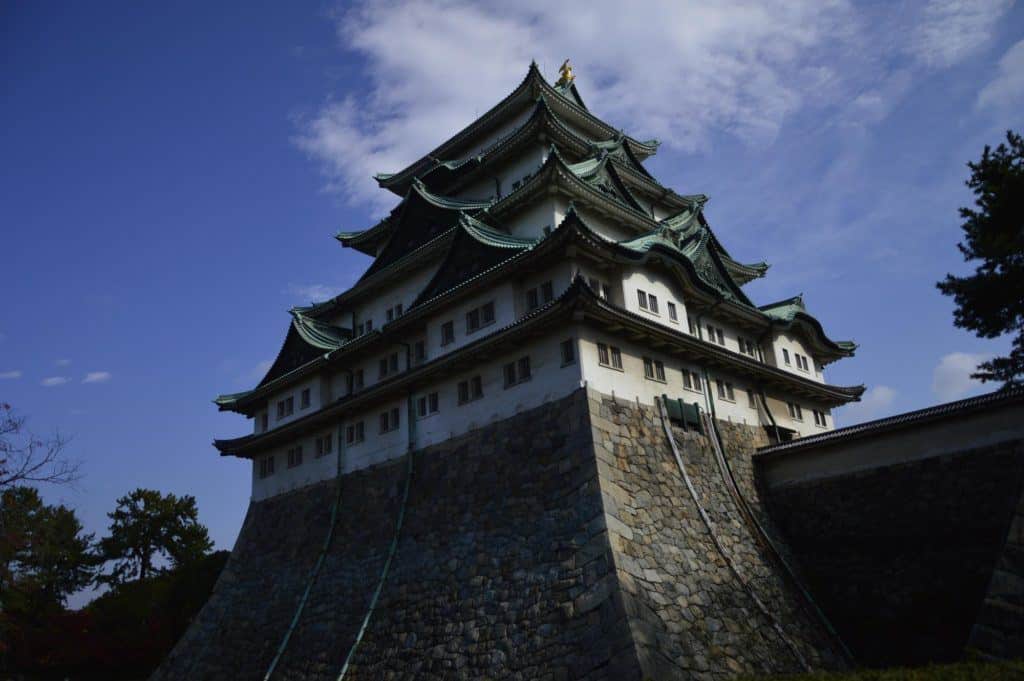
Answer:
[155,61,874,680]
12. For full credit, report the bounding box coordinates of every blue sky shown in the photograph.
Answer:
[2,2,1022,606]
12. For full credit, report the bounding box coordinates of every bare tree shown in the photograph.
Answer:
[0,403,80,490]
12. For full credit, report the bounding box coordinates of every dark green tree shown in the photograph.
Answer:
[937,130,1024,387]
[0,486,96,611]
[97,489,213,585]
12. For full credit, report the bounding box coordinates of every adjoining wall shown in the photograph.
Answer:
[155,389,842,680]
[764,440,1024,666]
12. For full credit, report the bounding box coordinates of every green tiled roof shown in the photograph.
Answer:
[289,307,349,350]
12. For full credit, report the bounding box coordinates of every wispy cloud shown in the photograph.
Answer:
[977,38,1024,112]
[83,371,112,384]
[285,283,338,304]
[0,370,22,380]
[296,0,1012,212]
[907,0,1012,68]
[931,352,992,401]
[839,385,897,425]
[55,358,72,367]
[41,376,70,387]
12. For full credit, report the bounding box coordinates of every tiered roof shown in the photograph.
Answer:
[216,62,859,417]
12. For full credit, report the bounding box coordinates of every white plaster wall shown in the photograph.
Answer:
[621,267,690,333]
[463,105,535,159]
[265,376,323,432]
[454,143,546,203]
[769,330,825,383]
[349,262,441,333]
[251,426,340,500]
[425,281,518,360]
[505,197,560,241]
[564,206,635,242]
[250,331,584,499]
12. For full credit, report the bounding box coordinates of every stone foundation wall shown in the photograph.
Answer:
[153,389,841,680]
[764,439,1024,667]
[587,393,844,679]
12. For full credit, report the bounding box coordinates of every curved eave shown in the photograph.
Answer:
[377,62,660,195]
[336,221,391,256]
[722,256,770,285]
[214,281,584,457]
[215,279,862,458]
[289,308,350,350]
[488,147,660,235]
[760,297,858,363]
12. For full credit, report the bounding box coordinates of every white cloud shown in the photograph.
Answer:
[931,352,992,401]
[296,1,1011,210]
[41,376,70,387]
[285,283,338,303]
[977,38,1024,112]
[55,358,72,367]
[0,370,22,379]
[840,385,897,424]
[83,371,112,384]
[908,0,1012,67]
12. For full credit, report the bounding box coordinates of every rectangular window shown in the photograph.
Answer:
[813,409,827,427]
[259,455,275,478]
[481,301,494,324]
[354,369,364,390]
[541,281,554,304]
[637,290,648,309]
[601,283,611,300]
[503,362,516,388]
[285,397,294,416]
[597,343,610,366]
[287,446,303,468]
[716,328,724,345]
[788,402,803,420]
[644,358,665,381]
[526,288,539,310]
[260,413,268,432]
[504,356,532,387]
[417,394,439,418]
[414,340,426,363]
[277,401,285,419]
[458,376,484,404]
[610,346,623,370]
[386,308,394,323]
[688,316,697,335]
[783,348,791,365]
[466,308,480,333]
[365,319,373,332]
[716,380,735,401]
[747,390,757,409]
[316,434,332,457]
[300,388,311,409]
[379,412,389,434]
[379,358,389,379]
[560,338,576,365]
[389,353,399,373]
[429,392,438,413]
[345,422,365,444]
[648,294,659,314]
[391,407,400,430]
[683,370,702,392]
[667,302,678,322]
[395,303,403,317]
[441,321,455,346]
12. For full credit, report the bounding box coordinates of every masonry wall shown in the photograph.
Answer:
[764,439,1024,667]
[154,389,842,681]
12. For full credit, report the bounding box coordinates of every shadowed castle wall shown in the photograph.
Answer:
[764,438,1024,666]
[153,389,843,681]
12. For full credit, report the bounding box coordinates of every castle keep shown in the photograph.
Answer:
[151,62,922,679]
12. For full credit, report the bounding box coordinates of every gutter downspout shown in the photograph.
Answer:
[336,345,416,680]
[694,301,722,416]
[262,384,348,680]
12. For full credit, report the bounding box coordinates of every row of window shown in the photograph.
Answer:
[782,348,814,373]
[526,281,554,311]
[786,402,829,427]
[637,289,682,324]
[258,432,334,478]
[267,387,313,430]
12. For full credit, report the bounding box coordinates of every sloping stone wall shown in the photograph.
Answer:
[969,483,1024,658]
[154,389,842,680]
[764,439,1024,667]
[586,391,844,679]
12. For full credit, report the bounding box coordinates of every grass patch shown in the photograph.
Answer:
[742,659,1024,681]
